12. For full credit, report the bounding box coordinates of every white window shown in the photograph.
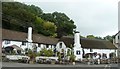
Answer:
[90,49,93,52]
[22,42,26,45]
[76,50,80,55]
[59,43,62,48]
[43,44,46,48]
[5,40,10,44]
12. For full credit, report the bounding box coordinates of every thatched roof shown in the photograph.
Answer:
[1,28,117,49]
[2,28,58,45]
[60,36,117,49]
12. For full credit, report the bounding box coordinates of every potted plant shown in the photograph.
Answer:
[27,49,36,64]
[69,52,76,65]
[57,52,62,64]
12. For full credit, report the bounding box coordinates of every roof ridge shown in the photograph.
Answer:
[2,28,58,39]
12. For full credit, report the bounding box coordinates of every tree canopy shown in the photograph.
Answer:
[2,2,76,37]
[41,12,76,37]
[86,34,114,43]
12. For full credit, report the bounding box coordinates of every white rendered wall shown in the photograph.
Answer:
[114,33,120,44]
[74,32,83,61]
[2,40,28,51]
[2,40,56,53]
[84,49,117,58]
[74,33,81,48]
[56,41,66,53]
[36,44,55,52]
[118,32,120,43]
[73,46,83,61]
[2,40,22,48]
[46,45,52,50]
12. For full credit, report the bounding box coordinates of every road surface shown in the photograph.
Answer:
[1,62,119,69]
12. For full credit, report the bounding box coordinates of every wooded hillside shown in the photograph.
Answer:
[2,2,76,38]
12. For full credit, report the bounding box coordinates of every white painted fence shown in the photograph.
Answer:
[6,55,30,60]
[36,56,58,61]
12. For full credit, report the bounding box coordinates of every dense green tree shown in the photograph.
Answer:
[95,36,103,40]
[103,35,113,43]
[86,35,95,39]
[28,5,43,16]
[86,34,114,43]
[33,17,57,36]
[2,2,76,37]
[2,2,36,32]
[80,35,85,38]
[52,12,76,38]
[41,12,76,38]
[43,21,57,36]
[41,13,55,22]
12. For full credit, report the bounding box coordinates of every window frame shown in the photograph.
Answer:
[59,43,62,48]
[46,44,49,48]
[22,42,26,45]
[76,50,81,55]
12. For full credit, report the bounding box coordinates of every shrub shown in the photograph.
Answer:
[69,52,76,62]
[37,49,54,57]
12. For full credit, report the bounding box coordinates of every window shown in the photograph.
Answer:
[118,36,119,39]
[38,44,41,47]
[46,45,49,48]
[5,40,10,44]
[76,50,80,55]
[22,42,26,45]
[90,49,93,52]
[59,43,62,48]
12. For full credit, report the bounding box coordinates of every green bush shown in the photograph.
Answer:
[69,52,76,62]
[27,49,37,60]
[37,49,54,57]
[57,52,62,61]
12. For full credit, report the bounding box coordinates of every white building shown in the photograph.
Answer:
[2,28,118,61]
[2,28,58,55]
[113,31,120,58]
[58,31,118,61]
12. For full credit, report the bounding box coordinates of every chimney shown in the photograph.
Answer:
[73,30,83,61]
[28,27,32,42]
[74,31,81,48]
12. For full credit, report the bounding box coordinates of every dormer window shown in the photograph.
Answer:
[60,43,62,48]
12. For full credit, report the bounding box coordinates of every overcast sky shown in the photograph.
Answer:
[16,0,119,37]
